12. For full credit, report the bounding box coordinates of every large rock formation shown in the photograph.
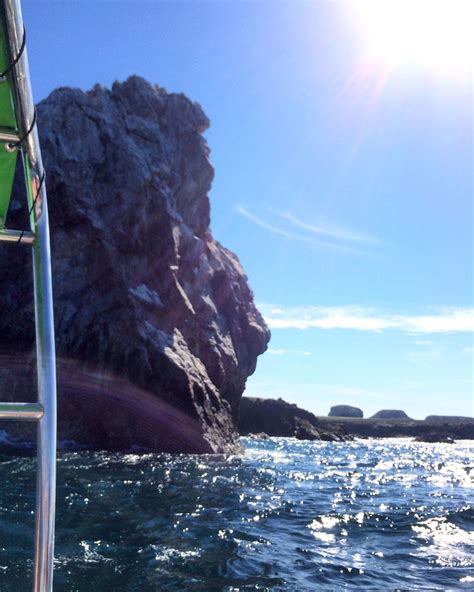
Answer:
[371,409,410,419]
[328,404,363,418]
[0,76,270,453]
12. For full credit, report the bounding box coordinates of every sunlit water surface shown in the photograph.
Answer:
[0,438,473,591]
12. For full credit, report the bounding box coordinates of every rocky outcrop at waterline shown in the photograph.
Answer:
[238,397,352,442]
[238,397,474,441]
[0,76,270,453]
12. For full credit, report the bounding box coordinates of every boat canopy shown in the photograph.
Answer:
[0,20,19,228]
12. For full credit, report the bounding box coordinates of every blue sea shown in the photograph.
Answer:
[0,437,473,591]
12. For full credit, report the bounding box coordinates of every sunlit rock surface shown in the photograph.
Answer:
[0,76,270,453]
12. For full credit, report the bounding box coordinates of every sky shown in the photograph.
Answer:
[22,0,473,419]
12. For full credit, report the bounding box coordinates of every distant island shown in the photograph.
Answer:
[238,397,474,442]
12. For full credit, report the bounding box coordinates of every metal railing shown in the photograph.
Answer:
[0,1,57,591]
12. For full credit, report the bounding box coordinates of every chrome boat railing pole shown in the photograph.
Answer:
[2,1,57,591]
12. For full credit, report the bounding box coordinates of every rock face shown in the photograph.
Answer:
[238,397,350,442]
[372,409,410,419]
[328,405,363,418]
[0,76,270,453]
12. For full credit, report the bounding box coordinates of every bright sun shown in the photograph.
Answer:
[353,0,473,76]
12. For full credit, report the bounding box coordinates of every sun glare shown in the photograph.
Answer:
[354,0,473,76]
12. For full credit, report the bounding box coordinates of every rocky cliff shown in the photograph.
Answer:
[0,76,270,453]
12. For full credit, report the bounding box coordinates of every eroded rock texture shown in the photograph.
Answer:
[0,76,270,453]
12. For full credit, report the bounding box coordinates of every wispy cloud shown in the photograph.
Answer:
[258,303,474,334]
[404,349,442,367]
[413,339,433,347]
[461,346,474,355]
[272,209,378,244]
[268,348,311,356]
[235,204,375,255]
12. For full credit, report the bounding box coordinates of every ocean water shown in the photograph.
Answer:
[0,437,473,591]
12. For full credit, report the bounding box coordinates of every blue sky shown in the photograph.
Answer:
[23,1,472,418]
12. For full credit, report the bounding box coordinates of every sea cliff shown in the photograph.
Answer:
[0,76,270,453]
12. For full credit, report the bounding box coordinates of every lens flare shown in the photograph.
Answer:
[354,0,473,75]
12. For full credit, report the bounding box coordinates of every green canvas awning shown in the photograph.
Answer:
[0,21,19,229]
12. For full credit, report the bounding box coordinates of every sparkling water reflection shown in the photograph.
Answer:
[0,438,472,590]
